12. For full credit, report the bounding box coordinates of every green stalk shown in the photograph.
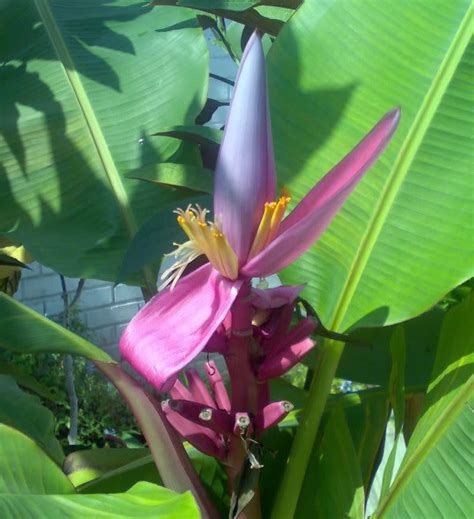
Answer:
[270,339,344,518]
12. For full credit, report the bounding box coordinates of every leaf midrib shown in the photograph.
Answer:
[34,0,137,238]
[330,3,474,332]
[376,375,474,517]
[33,0,155,290]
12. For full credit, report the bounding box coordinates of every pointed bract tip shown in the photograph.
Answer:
[240,30,263,65]
[386,106,401,127]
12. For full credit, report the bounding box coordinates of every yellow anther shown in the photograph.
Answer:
[248,195,291,259]
[177,216,194,242]
[269,196,290,235]
[214,231,239,279]
[170,195,289,287]
[172,204,239,282]
[248,204,274,258]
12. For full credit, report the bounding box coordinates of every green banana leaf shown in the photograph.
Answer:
[0,361,56,401]
[334,306,445,389]
[268,0,473,332]
[0,293,112,361]
[0,424,199,518]
[64,448,153,488]
[375,292,474,518]
[0,375,63,464]
[152,125,222,149]
[269,3,473,505]
[379,327,406,502]
[67,446,229,517]
[128,163,213,195]
[0,0,208,287]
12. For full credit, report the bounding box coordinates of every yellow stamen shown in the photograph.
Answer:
[159,240,201,291]
[214,230,239,279]
[172,206,239,282]
[269,196,291,238]
[248,195,291,258]
[248,203,275,259]
[176,215,193,241]
[164,194,290,289]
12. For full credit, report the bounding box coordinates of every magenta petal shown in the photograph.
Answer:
[120,263,242,391]
[251,284,305,309]
[203,325,227,353]
[261,305,295,350]
[271,317,317,356]
[168,399,233,435]
[242,108,401,277]
[214,32,276,262]
[258,337,315,380]
[205,361,231,412]
[255,401,294,432]
[186,368,215,408]
[169,379,193,401]
[162,401,224,459]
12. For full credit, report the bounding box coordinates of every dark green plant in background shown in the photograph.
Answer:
[0,310,139,450]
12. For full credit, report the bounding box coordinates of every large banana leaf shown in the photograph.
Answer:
[268,0,473,332]
[268,2,473,515]
[0,0,208,286]
[375,292,474,518]
[335,306,445,389]
[0,293,112,361]
[64,448,154,488]
[0,424,199,518]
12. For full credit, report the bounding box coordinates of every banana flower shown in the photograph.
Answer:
[120,33,400,392]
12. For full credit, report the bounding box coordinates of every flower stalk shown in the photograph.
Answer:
[225,282,263,519]
[119,30,399,519]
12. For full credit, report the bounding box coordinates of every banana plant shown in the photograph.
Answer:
[0,0,472,518]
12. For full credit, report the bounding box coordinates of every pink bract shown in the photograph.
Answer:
[119,33,400,392]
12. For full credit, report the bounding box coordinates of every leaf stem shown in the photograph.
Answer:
[96,361,219,519]
[271,340,344,518]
